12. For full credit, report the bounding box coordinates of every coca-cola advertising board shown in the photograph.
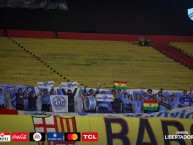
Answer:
[12,132,28,142]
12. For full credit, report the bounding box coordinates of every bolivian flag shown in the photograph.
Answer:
[143,100,158,111]
[114,81,127,90]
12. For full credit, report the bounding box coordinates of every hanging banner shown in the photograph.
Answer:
[60,82,79,92]
[17,106,193,119]
[36,81,55,89]
[0,115,192,145]
[50,95,68,112]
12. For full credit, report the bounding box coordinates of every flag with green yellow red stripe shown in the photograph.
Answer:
[113,81,127,90]
[143,100,158,111]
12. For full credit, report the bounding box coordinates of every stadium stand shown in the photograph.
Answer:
[169,42,193,58]
[0,1,193,144]
[0,37,192,90]
[0,37,62,85]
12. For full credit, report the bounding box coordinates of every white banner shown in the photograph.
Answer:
[50,95,68,112]
[60,82,79,88]
[96,94,114,102]
[19,106,193,119]
[37,81,55,89]
[60,82,79,92]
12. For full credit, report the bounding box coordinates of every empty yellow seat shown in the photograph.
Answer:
[0,37,192,90]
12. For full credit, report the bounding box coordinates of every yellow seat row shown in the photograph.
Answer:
[0,37,192,90]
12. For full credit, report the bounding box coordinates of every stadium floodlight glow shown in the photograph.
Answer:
[188,8,193,21]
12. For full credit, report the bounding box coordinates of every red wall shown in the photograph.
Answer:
[7,29,55,38]
[2,29,193,43]
[0,29,3,37]
[149,35,193,44]
[58,32,139,41]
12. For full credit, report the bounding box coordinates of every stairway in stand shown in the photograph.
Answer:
[154,43,193,69]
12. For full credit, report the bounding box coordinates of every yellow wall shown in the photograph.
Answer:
[0,115,192,145]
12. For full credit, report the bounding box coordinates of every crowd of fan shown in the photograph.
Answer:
[80,87,193,113]
[0,86,192,114]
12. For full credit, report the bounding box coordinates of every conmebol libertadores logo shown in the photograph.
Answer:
[188,8,193,21]
[165,131,193,140]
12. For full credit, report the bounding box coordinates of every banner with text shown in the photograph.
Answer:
[50,95,68,112]
[0,115,192,145]
[18,106,193,119]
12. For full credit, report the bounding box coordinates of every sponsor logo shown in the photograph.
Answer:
[47,132,63,142]
[64,132,81,141]
[0,132,11,142]
[188,8,193,21]
[175,131,188,135]
[12,132,28,142]
[32,116,78,145]
[165,131,193,139]
[82,132,98,142]
[52,96,66,110]
[29,132,45,141]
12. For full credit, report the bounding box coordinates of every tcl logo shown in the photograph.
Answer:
[82,132,98,142]
[12,132,28,142]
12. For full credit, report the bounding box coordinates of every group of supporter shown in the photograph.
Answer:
[0,86,79,112]
[0,85,192,114]
[77,86,192,113]
[80,87,193,113]
[138,36,151,46]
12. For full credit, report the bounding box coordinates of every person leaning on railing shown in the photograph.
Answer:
[169,94,186,110]
[179,94,193,107]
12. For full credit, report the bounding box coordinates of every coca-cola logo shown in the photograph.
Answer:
[12,134,27,139]
[12,132,28,142]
